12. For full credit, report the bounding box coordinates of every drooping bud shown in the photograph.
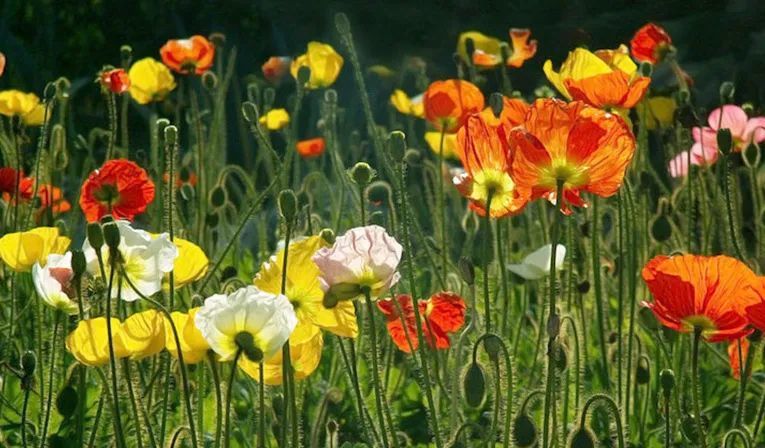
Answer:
[202,72,218,91]
[568,427,596,448]
[717,128,733,156]
[404,149,421,166]
[120,45,133,68]
[21,350,36,377]
[719,81,736,104]
[86,222,104,251]
[56,386,78,418]
[366,181,391,205]
[369,210,385,226]
[639,61,653,77]
[636,357,650,384]
[241,101,260,123]
[489,92,504,119]
[164,125,179,146]
[660,368,675,396]
[278,189,298,224]
[102,221,121,251]
[512,414,538,447]
[71,250,87,279]
[458,257,475,285]
[209,186,227,208]
[349,162,375,187]
[482,334,502,362]
[388,131,407,160]
[319,228,336,245]
[463,362,486,408]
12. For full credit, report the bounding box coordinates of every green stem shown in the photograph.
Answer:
[209,354,223,448]
[258,361,266,448]
[38,312,60,448]
[690,327,708,448]
[105,264,126,448]
[223,351,242,448]
[437,127,447,283]
[363,288,391,448]
[482,193,494,333]
[591,197,610,390]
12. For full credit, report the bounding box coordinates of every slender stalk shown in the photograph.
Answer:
[86,393,106,448]
[591,197,610,389]
[259,361,266,448]
[690,327,708,448]
[437,127,447,282]
[38,312,60,448]
[363,288,391,448]
[224,351,242,448]
[122,360,145,448]
[279,215,300,448]
[21,382,31,448]
[105,264,126,448]
[482,193,494,333]
[209,354,224,448]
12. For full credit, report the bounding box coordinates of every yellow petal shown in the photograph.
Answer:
[425,132,459,160]
[129,58,177,105]
[542,60,570,99]
[66,318,129,367]
[456,31,502,65]
[259,108,291,131]
[164,311,208,364]
[291,42,344,89]
[172,238,209,287]
[239,329,323,385]
[119,310,166,360]
[0,227,70,272]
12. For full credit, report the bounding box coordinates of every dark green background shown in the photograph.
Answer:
[1,0,764,107]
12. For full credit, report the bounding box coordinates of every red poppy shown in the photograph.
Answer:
[100,68,131,94]
[0,167,25,196]
[423,79,485,132]
[728,337,750,381]
[630,23,672,65]
[296,138,325,158]
[377,292,466,353]
[642,255,762,342]
[509,99,635,214]
[262,56,292,83]
[79,159,155,223]
[160,35,215,75]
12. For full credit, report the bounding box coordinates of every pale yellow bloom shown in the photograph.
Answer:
[390,90,424,118]
[66,318,129,367]
[0,90,46,126]
[291,42,344,89]
[0,227,70,272]
[259,108,290,131]
[164,307,210,364]
[118,310,166,360]
[425,132,459,160]
[128,57,177,105]
[171,237,209,287]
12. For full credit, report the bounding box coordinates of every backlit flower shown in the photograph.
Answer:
[313,225,403,304]
[83,220,178,301]
[728,337,750,381]
[164,308,210,364]
[0,90,46,126]
[390,90,424,118]
[99,68,131,94]
[425,132,459,160]
[290,42,343,89]
[128,58,177,104]
[630,23,672,65]
[79,159,155,223]
[0,227,70,272]
[239,329,323,385]
[118,310,166,360]
[170,237,209,288]
[262,56,292,83]
[509,99,635,213]
[479,96,529,127]
[456,31,503,68]
[641,254,761,342]
[637,96,676,130]
[453,112,529,218]
[296,137,325,158]
[160,35,215,75]
[423,80,484,132]
[543,46,650,109]
[195,286,297,362]
[507,244,566,280]
[32,252,78,314]
[506,28,538,68]
[259,108,290,131]
[377,292,466,352]
[66,318,129,367]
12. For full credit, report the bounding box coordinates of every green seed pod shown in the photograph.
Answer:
[717,128,733,155]
[463,362,486,408]
[71,250,87,279]
[120,45,133,67]
[388,131,407,160]
[553,341,568,373]
[660,368,675,396]
[636,357,650,385]
[489,92,504,118]
[458,257,475,285]
[334,12,351,34]
[164,125,179,146]
[102,221,121,251]
[202,72,218,91]
[241,101,260,123]
[86,222,104,251]
[319,228,336,245]
[650,214,672,242]
[366,181,391,205]
[21,350,36,377]
[719,81,736,103]
[56,385,78,418]
[206,212,220,229]
[482,335,502,361]
[349,162,375,187]
[568,427,596,448]
[209,186,227,208]
[576,281,590,294]
[297,66,311,86]
[639,61,653,77]
[278,189,298,223]
[512,413,538,447]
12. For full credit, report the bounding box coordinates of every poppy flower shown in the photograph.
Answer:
[34,182,71,217]
[66,318,129,367]
[390,90,424,118]
[128,58,177,104]
[506,29,538,68]
[118,310,166,360]
[32,251,78,314]
[637,96,676,130]
[453,111,530,218]
[99,68,131,94]
[259,108,290,131]
[290,42,344,89]
[0,167,26,196]
[296,137,325,158]
[479,96,529,127]
[630,23,673,65]
[425,132,459,160]
[641,254,762,342]
[0,90,47,126]
[728,337,750,380]
[160,35,215,75]
[262,56,292,83]
[456,31,503,68]
[377,292,466,352]
[543,46,650,110]
[162,170,198,187]
[79,159,155,223]
[239,330,322,385]
[0,227,70,272]
[509,99,635,214]
[424,79,485,132]
[507,244,566,280]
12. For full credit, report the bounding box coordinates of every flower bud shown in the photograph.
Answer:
[102,221,121,251]
[71,250,87,279]
[350,162,375,187]
[719,81,735,103]
[324,89,338,104]
[458,257,475,285]
[21,350,36,377]
[263,87,276,108]
[209,32,226,47]
[639,61,653,77]
[404,149,421,166]
[576,281,590,294]
[56,386,78,418]
[334,12,351,34]
[489,92,504,119]
[512,413,538,447]
[463,362,486,408]
[369,210,385,226]
[319,228,336,245]
[636,357,650,384]
[202,72,218,91]
[676,89,691,107]
[156,118,170,134]
[86,222,104,251]
[209,186,227,208]
[206,211,220,229]
[482,334,502,361]
[660,368,675,396]
[164,125,179,146]
[717,128,733,155]
[388,131,407,160]
[241,101,260,123]
[568,427,596,448]
[278,189,298,224]
[742,102,754,115]
[120,45,133,67]
[366,181,391,205]
[651,214,672,242]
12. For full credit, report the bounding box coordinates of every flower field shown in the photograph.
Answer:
[1,8,765,448]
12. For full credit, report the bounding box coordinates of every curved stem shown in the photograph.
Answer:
[258,361,266,448]
[579,394,626,448]
[437,127,447,283]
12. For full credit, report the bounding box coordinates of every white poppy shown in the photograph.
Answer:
[32,251,79,314]
[507,244,566,280]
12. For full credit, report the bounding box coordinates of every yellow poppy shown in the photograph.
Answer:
[290,42,344,89]
[117,310,166,360]
[390,90,424,118]
[0,227,70,272]
[172,237,209,287]
[456,31,503,68]
[164,308,209,364]
[239,330,323,385]
[128,57,177,105]
[65,318,129,367]
[0,90,46,126]
[259,108,291,131]
[638,96,677,130]
[425,132,459,160]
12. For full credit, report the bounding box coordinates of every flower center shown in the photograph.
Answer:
[93,183,121,207]
[538,159,588,190]
[681,315,717,333]
[234,331,264,362]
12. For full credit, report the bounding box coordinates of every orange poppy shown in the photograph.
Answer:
[728,337,750,380]
[509,99,635,214]
[262,56,292,83]
[423,79,485,132]
[377,292,466,353]
[479,96,529,127]
[79,159,155,223]
[641,255,762,342]
[29,181,71,218]
[160,35,215,75]
[630,23,672,65]
[454,112,530,218]
[506,28,537,68]
[99,68,130,94]
[296,138,325,158]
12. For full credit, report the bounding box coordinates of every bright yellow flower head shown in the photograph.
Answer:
[259,108,291,131]
[425,132,459,160]
[290,42,344,89]
[254,235,358,341]
[0,90,46,126]
[66,318,130,367]
[164,308,210,364]
[172,237,209,287]
[638,96,677,130]
[456,31,503,67]
[0,227,70,272]
[117,310,166,360]
[239,330,323,385]
[128,57,177,105]
[390,90,424,118]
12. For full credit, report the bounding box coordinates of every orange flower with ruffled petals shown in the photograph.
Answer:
[79,159,155,223]
[454,112,530,218]
[377,292,466,353]
[424,80,485,132]
[642,255,762,342]
[630,23,672,65]
[506,29,537,68]
[262,56,292,83]
[296,138,325,159]
[99,68,131,94]
[160,35,215,75]
[509,99,635,213]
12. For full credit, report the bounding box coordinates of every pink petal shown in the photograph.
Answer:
[690,142,719,166]
[669,152,689,178]
[708,105,748,138]
[744,117,765,144]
